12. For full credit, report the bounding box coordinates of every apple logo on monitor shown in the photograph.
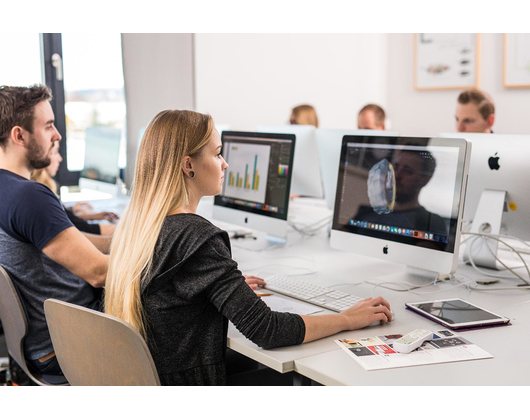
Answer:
[488,153,500,170]
[383,246,388,254]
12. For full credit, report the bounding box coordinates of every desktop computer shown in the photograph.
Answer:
[79,126,122,196]
[213,131,295,249]
[330,135,471,282]
[439,133,530,271]
[256,125,323,198]
[61,126,126,213]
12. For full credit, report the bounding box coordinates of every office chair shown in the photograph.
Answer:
[44,299,160,386]
[0,265,68,385]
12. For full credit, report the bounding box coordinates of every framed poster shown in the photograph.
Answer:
[504,33,530,88]
[414,33,481,91]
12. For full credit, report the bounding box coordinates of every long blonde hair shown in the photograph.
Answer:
[291,104,319,127]
[104,110,213,337]
[30,168,58,195]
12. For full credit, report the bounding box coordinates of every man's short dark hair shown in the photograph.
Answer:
[457,88,495,121]
[358,104,386,127]
[0,85,53,149]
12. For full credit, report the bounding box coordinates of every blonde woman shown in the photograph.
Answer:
[105,110,391,386]
[289,104,319,127]
[31,142,117,236]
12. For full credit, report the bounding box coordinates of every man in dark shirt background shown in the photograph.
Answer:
[0,85,109,377]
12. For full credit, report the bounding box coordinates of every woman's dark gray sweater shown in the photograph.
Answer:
[141,213,306,386]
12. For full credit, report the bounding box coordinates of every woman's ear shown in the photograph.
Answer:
[182,156,194,177]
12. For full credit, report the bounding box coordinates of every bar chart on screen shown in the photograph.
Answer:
[224,142,271,203]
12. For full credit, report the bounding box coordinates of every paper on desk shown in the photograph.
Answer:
[260,295,324,315]
[335,329,493,371]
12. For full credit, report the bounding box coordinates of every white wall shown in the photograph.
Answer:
[121,33,194,185]
[120,33,530,185]
[195,33,530,136]
[387,33,530,137]
[194,34,388,131]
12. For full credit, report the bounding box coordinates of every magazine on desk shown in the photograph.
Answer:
[335,330,492,371]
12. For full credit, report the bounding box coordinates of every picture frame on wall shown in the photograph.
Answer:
[504,33,530,88]
[414,33,481,91]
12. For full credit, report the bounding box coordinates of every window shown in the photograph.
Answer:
[61,34,126,172]
[2,34,127,189]
[0,33,43,86]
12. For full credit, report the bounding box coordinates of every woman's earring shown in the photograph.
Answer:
[189,171,195,179]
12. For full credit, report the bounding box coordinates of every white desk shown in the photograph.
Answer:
[62,190,130,219]
[294,298,530,386]
[199,196,530,385]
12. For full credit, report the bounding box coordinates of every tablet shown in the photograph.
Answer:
[405,298,510,329]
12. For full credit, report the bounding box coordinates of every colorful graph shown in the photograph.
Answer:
[223,142,271,204]
[228,154,261,190]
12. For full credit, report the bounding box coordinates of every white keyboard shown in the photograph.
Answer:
[263,274,364,312]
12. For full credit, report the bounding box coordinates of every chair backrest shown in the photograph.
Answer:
[0,265,67,386]
[44,299,160,386]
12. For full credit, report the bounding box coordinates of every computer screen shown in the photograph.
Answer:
[256,125,323,198]
[80,126,121,195]
[330,135,470,277]
[213,131,295,244]
[439,133,530,270]
[316,129,399,210]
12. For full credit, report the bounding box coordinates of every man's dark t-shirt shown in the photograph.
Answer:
[0,169,101,361]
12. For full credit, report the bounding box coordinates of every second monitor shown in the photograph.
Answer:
[439,132,530,272]
[79,126,122,196]
[213,131,295,247]
[257,124,323,198]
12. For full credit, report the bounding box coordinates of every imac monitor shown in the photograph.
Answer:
[330,135,471,277]
[439,133,530,271]
[213,131,295,245]
[316,129,399,210]
[79,126,121,195]
[256,125,323,198]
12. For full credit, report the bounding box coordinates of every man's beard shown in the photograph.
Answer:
[26,135,52,169]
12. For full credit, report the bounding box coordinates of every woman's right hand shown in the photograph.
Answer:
[341,297,392,330]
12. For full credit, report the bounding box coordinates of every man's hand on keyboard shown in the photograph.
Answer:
[342,297,392,330]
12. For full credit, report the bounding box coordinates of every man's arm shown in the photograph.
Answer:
[83,232,112,254]
[42,226,108,288]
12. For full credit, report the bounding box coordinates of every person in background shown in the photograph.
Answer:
[455,88,495,133]
[104,109,392,386]
[289,104,319,127]
[0,85,108,377]
[358,104,386,130]
[31,141,117,236]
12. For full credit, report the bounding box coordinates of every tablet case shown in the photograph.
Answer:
[405,306,511,331]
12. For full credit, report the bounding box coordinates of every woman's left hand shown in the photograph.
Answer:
[244,275,266,290]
